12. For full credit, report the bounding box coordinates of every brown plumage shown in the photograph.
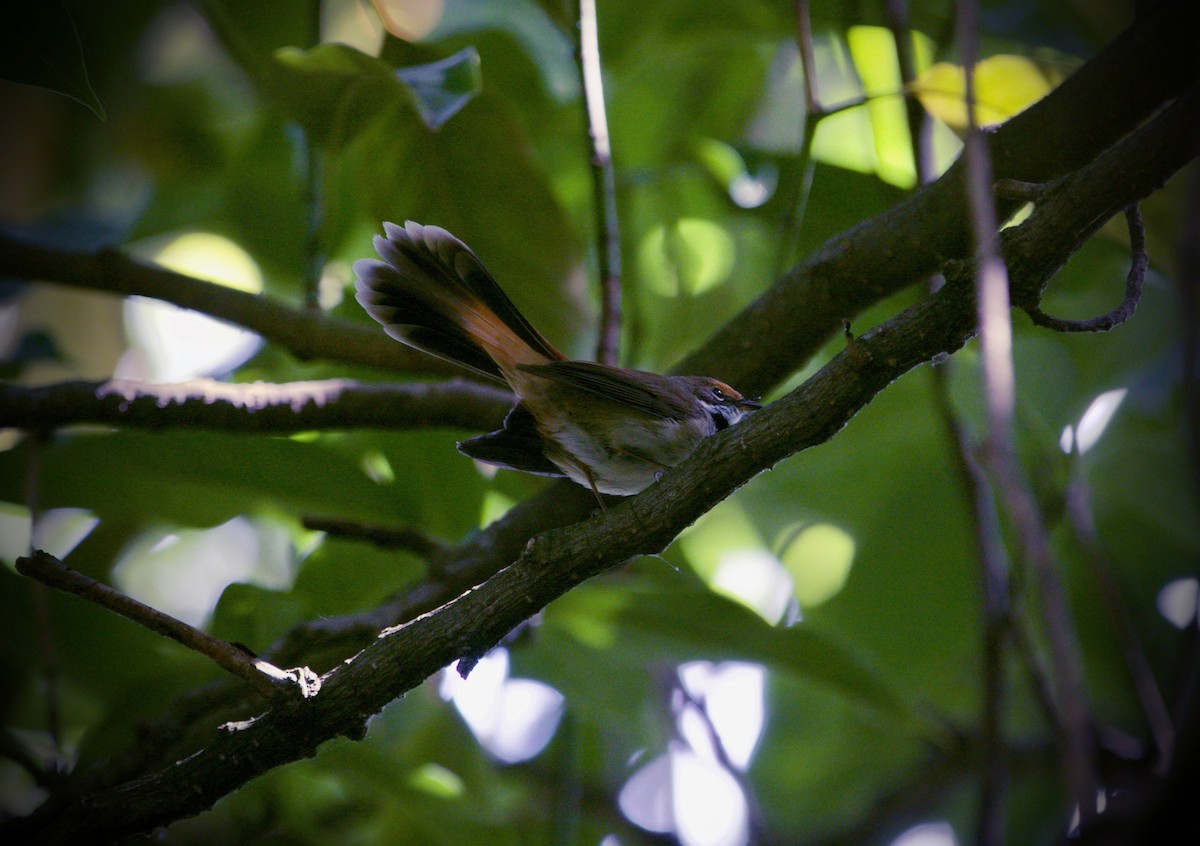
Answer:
[354,221,760,497]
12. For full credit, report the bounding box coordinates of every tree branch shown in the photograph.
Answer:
[0,234,462,377]
[15,267,980,846]
[300,516,450,562]
[0,378,513,433]
[576,0,623,365]
[959,0,1093,819]
[676,0,1198,391]
[15,550,318,702]
[1021,204,1146,332]
[15,485,601,804]
[774,0,822,276]
[13,76,1199,844]
[1063,465,1175,773]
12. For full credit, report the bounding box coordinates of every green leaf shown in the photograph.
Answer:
[346,92,583,354]
[0,429,404,529]
[267,43,404,148]
[915,54,1069,132]
[548,570,923,724]
[0,0,105,119]
[396,46,482,131]
[265,43,481,147]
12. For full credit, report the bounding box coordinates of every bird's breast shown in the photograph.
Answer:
[539,414,709,495]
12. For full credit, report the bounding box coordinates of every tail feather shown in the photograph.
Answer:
[354,221,564,381]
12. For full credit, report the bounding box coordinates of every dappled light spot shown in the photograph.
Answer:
[915,54,1070,132]
[118,232,263,383]
[1157,578,1199,629]
[0,504,99,566]
[372,0,444,42]
[845,26,936,188]
[619,743,749,846]
[678,500,765,581]
[620,662,763,846]
[1068,790,1111,838]
[677,662,765,771]
[95,377,356,413]
[671,748,749,846]
[360,449,395,484]
[638,219,735,297]
[148,232,262,295]
[619,751,673,834]
[888,821,959,846]
[407,762,464,799]
[479,488,516,528]
[321,0,386,55]
[1059,388,1127,455]
[678,502,795,624]
[779,522,855,609]
[316,259,350,310]
[113,516,294,628]
[776,25,962,187]
[439,648,564,764]
[694,138,776,209]
[710,549,794,625]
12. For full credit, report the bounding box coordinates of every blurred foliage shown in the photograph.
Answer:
[1,0,1196,845]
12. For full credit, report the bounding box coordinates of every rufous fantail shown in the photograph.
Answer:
[354,221,760,500]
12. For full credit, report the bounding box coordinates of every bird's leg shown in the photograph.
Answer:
[582,467,607,511]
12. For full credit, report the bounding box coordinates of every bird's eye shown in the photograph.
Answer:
[712,386,726,401]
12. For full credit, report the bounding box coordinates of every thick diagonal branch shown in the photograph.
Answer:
[15,74,1200,846]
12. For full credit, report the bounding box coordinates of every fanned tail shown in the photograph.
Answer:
[353,221,564,382]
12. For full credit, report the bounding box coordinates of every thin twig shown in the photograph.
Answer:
[1023,205,1146,332]
[894,0,1007,836]
[1179,166,1200,503]
[882,0,936,185]
[794,0,821,114]
[577,0,622,365]
[810,739,1054,846]
[301,141,325,313]
[775,0,823,275]
[1064,463,1175,773]
[1171,168,1200,754]
[23,432,64,780]
[956,0,1096,818]
[301,516,449,562]
[301,2,324,312]
[930,362,1012,846]
[14,551,319,702]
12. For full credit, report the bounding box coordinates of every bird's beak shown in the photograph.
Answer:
[739,397,763,410]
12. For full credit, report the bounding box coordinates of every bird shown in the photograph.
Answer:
[353,221,760,500]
